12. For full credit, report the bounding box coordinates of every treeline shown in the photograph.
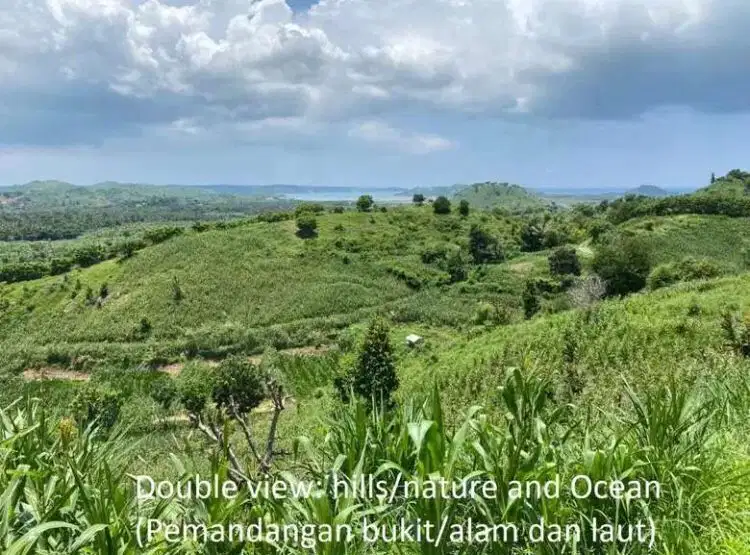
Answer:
[607,193,750,224]
[0,227,184,284]
[0,198,297,240]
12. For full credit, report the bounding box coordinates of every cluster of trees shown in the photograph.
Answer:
[0,226,184,284]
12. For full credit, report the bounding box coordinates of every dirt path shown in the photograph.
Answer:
[23,346,331,382]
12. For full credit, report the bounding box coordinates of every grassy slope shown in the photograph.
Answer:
[620,215,750,271]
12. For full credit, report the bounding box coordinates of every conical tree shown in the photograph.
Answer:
[352,318,399,406]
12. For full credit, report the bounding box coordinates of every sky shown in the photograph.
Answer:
[1,0,749,190]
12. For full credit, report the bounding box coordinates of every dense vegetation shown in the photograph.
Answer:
[0,171,748,553]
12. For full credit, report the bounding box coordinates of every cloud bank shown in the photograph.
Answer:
[2,0,749,150]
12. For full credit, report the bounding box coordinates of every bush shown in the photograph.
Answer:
[548,246,581,276]
[356,195,374,212]
[647,258,722,290]
[150,374,178,411]
[295,215,318,239]
[592,237,651,297]
[458,199,470,216]
[176,361,215,415]
[70,384,122,430]
[468,225,504,264]
[433,196,451,215]
[522,281,540,319]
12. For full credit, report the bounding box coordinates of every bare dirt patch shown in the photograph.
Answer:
[23,368,91,382]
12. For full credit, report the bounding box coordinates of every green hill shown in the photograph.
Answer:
[698,169,750,196]
[625,184,672,197]
[453,182,547,211]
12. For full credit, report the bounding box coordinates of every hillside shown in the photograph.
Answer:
[0,189,749,554]
[625,184,672,197]
[453,181,547,211]
[698,169,750,196]
[0,181,297,240]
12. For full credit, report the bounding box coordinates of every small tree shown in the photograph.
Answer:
[177,356,286,477]
[433,196,451,215]
[468,225,504,264]
[213,356,266,415]
[295,215,318,239]
[548,246,581,276]
[592,237,651,297]
[356,195,374,212]
[412,193,425,205]
[520,221,545,252]
[342,318,399,407]
[458,199,470,217]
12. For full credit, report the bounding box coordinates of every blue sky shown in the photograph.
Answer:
[1,0,749,191]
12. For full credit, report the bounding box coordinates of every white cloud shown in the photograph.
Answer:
[1,0,749,147]
[349,120,456,154]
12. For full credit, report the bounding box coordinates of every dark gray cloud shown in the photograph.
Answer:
[2,0,750,148]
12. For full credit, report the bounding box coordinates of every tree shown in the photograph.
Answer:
[412,193,425,205]
[458,199,470,217]
[433,196,451,215]
[468,225,504,264]
[356,195,374,212]
[295,215,318,238]
[341,318,399,406]
[592,237,651,297]
[548,246,581,276]
[711,172,716,184]
[520,221,545,252]
[177,355,286,478]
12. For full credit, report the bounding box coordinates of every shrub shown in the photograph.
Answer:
[458,199,470,216]
[295,215,318,239]
[70,384,122,430]
[176,361,215,415]
[520,221,544,252]
[356,195,374,212]
[592,236,651,297]
[294,203,325,216]
[647,258,722,290]
[433,196,451,214]
[548,246,581,276]
[522,281,540,319]
[150,374,178,411]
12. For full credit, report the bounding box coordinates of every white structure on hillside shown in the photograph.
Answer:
[406,334,424,347]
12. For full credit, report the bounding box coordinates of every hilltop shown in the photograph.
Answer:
[698,169,750,196]
[625,184,672,197]
[453,182,547,211]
